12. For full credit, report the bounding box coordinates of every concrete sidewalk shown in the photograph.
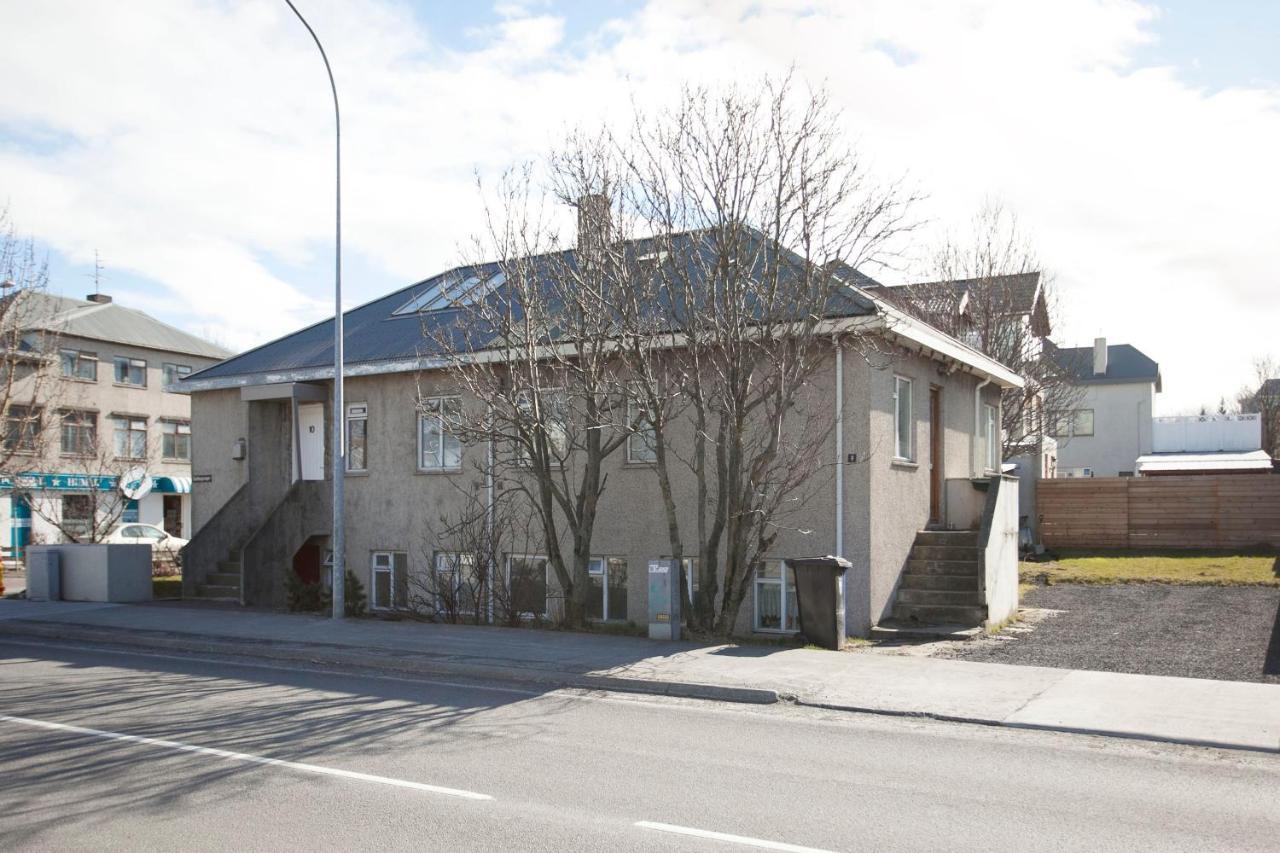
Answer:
[1,599,1277,753]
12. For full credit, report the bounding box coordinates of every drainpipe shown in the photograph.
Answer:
[833,336,844,557]
[973,377,992,478]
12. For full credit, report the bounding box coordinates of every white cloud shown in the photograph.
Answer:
[0,0,1276,412]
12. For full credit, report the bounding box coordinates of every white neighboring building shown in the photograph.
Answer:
[1047,337,1161,478]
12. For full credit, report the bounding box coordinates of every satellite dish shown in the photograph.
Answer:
[119,466,153,501]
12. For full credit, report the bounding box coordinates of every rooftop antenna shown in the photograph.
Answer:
[88,250,104,295]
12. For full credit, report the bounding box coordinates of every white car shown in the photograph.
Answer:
[103,523,188,565]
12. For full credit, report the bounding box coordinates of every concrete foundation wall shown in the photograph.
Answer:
[980,475,1020,626]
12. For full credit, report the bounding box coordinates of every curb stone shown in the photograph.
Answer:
[0,620,779,706]
[2,620,1275,755]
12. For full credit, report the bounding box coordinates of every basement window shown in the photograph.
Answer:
[753,560,798,633]
[370,551,408,611]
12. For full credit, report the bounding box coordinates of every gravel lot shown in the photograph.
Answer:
[939,583,1280,684]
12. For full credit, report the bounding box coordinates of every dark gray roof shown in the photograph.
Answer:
[875,272,1043,316]
[20,291,231,359]
[188,227,882,385]
[1047,341,1161,387]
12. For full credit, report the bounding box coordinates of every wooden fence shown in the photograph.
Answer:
[1037,475,1280,550]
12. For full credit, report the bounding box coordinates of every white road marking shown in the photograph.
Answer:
[0,713,492,801]
[635,821,839,852]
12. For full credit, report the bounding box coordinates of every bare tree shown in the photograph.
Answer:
[408,471,540,626]
[0,206,62,477]
[608,79,915,635]
[1237,355,1280,457]
[894,201,1081,457]
[22,441,156,545]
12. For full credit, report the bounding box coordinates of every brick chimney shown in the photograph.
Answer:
[1093,337,1108,376]
[576,194,611,263]
[86,293,113,304]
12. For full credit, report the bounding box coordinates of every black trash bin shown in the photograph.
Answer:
[789,556,852,650]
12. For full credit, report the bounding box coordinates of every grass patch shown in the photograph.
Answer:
[152,576,183,599]
[1021,551,1280,587]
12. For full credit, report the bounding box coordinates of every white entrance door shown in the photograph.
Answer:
[298,403,325,481]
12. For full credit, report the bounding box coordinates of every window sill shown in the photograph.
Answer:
[344,469,370,477]
[623,459,657,468]
[416,467,463,475]
[754,627,799,635]
[890,458,919,470]
[162,457,192,464]
[61,377,97,384]
[112,383,147,390]
[60,452,97,459]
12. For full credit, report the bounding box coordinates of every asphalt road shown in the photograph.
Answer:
[0,640,1276,853]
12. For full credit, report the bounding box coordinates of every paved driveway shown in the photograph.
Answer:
[940,583,1280,684]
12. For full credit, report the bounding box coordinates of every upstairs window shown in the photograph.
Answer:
[113,356,146,387]
[60,349,98,381]
[162,363,192,386]
[626,399,657,463]
[418,396,462,470]
[162,420,191,460]
[113,416,147,459]
[61,410,97,456]
[345,403,368,472]
[4,405,42,452]
[893,376,914,461]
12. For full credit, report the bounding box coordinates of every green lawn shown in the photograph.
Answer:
[152,576,183,599]
[1021,551,1280,587]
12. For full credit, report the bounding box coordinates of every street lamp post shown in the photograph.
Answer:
[283,0,345,619]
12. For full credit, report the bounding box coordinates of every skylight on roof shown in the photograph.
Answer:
[392,270,505,316]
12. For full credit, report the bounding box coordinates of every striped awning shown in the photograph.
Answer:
[152,476,193,494]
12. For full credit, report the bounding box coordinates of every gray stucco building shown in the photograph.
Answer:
[179,233,1022,637]
[2,291,231,552]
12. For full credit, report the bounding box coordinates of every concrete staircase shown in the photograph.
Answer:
[190,552,241,602]
[889,530,985,627]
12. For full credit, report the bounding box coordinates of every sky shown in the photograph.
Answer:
[1,0,1277,414]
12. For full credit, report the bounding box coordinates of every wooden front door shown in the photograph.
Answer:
[929,386,943,525]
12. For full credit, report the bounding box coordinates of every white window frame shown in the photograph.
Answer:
[753,560,798,634]
[586,556,629,622]
[515,388,568,466]
[60,409,97,456]
[418,396,462,471]
[370,550,408,611]
[982,403,999,472]
[113,416,147,459]
[505,554,550,619]
[60,349,98,382]
[162,363,192,386]
[434,551,481,617]
[161,419,191,461]
[113,356,147,387]
[893,375,914,461]
[626,398,657,464]
[345,403,368,472]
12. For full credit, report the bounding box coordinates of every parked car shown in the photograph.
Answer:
[102,523,188,566]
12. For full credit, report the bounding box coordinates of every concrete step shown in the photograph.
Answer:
[904,558,981,576]
[914,530,979,547]
[897,588,984,607]
[195,584,240,600]
[899,573,981,591]
[217,561,241,573]
[206,572,240,587]
[870,620,984,641]
[891,603,987,625]
[910,544,981,562]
